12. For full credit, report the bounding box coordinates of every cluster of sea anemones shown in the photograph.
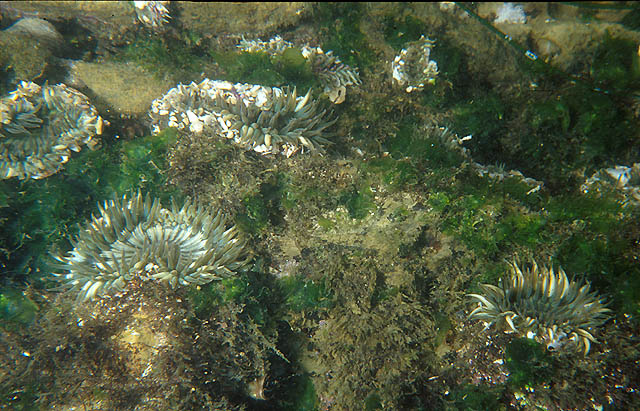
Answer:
[0,81,103,180]
[469,259,610,355]
[54,191,248,302]
[149,79,336,157]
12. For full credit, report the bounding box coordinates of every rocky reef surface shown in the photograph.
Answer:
[1,3,639,410]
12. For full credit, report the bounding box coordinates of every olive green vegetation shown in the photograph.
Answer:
[61,127,177,203]
[353,112,638,314]
[279,276,333,313]
[115,7,333,90]
[236,174,290,234]
[452,31,640,192]
[1,281,287,410]
[429,7,640,193]
[383,14,425,52]
[339,185,375,219]
[117,31,209,82]
[505,338,553,389]
[2,3,640,408]
[0,128,177,286]
[309,250,436,410]
[0,288,38,330]
[313,2,377,70]
[280,375,319,411]
[423,38,466,109]
[210,48,318,93]
[448,384,504,411]
[621,6,640,30]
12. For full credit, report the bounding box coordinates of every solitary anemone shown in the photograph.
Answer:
[54,192,248,302]
[0,81,103,180]
[213,86,336,154]
[469,259,610,355]
[301,46,361,104]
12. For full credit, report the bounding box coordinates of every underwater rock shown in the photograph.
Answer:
[0,17,64,82]
[469,259,610,355]
[0,2,134,54]
[149,79,336,156]
[3,17,64,51]
[0,281,274,410]
[175,3,311,37]
[53,191,248,302]
[391,35,439,93]
[67,60,174,116]
[0,81,103,179]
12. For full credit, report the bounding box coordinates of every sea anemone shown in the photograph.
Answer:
[133,1,170,28]
[149,79,336,156]
[212,85,336,154]
[237,36,361,104]
[391,35,439,93]
[54,191,248,302]
[301,46,361,104]
[0,81,103,180]
[469,259,611,355]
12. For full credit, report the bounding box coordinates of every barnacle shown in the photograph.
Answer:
[469,259,610,355]
[149,79,336,156]
[0,81,103,180]
[54,191,248,302]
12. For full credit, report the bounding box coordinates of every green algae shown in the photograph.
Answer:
[314,2,376,69]
[361,157,420,191]
[210,47,317,91]
[276,47,316,91]
[505,338,553,389]
[279,375,319,411]
[0,128,178,285]
[279,276,333,312]
[236,176,289,234]
[2,3,640,410]
[339,186,375,219]
[448,384,504,411]
[212,50,285,87]
[117,32,209,82]
[452,93,506,155]
[0,288,38,329]
[383,14,425,52]
[590,32,640,94]
[236,192,270,234]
